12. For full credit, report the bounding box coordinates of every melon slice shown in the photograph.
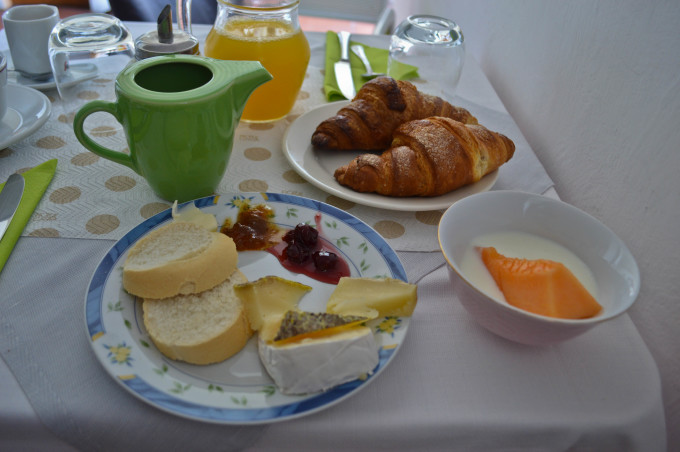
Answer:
[478,247,602,319]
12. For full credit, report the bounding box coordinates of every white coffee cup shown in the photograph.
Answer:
[2,4,60,81]
[0,54,7,121]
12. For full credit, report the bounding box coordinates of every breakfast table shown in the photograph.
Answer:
[0,22,666,451]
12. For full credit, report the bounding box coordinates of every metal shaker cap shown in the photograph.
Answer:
[134,4,199,60]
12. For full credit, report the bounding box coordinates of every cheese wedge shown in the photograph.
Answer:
[234,276,312,331]
[171,200,218,231]
[258,326,379,395]
[327,277,417,318]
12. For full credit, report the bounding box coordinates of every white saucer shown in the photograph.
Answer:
[0,84,52,149]
[7,63,98,91]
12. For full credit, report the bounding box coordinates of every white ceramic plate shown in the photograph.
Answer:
[283,101,498,211]
[85,193,410,424]
[7,62,98,91]
[0,84,51,149]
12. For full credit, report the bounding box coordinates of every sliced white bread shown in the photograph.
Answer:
[123,221,237,299]
[143,269,251,365]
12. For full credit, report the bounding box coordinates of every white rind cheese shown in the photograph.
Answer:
[258,326,379,395]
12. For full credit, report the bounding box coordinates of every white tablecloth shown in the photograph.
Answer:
[0,24,666,451]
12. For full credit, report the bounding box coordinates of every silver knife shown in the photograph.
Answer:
[334,31,356,100]
[0,173,25,242]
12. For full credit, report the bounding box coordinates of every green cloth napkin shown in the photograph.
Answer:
[0,159,57,274]
[323,31,419,101]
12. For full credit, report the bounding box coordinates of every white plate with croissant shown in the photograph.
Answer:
[283,88,514,211]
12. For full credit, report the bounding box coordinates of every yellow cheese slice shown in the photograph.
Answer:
[234,276,312,331]
[326,277,417,318]
[171,200,218,231]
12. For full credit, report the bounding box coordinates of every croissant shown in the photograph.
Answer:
[312,76,478,151]
[333,117,515,197]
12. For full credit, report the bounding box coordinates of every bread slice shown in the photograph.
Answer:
[143,269,251,365]
[123,221,237,299]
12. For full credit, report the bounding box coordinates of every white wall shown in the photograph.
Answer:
[392,0,680,448]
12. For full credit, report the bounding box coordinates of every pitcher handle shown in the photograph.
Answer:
[73,101,136,172]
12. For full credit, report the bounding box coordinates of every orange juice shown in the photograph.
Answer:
[204,18,310,122]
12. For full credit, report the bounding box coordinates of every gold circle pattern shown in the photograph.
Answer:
[36,136,66,149]
[71,152,100,166]
[77,90,99,100]
[373,220,405,239]
[282,170,306,184]
[140,202,171,219]
[325,195,356,211]
[86,214,120,234]
[91,126,118,138]
[28,228,60,238]
[415,210,444,225]
[105,175,136,192]
[239,179,268,192]
[50,186,81,204]
[244,147,271,161]
[248,123,275,131]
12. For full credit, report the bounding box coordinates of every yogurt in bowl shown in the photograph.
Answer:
[438,190,640,345]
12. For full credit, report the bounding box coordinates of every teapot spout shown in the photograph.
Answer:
[227,61,273,113]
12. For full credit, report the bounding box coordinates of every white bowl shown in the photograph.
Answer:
[438,190,640,345]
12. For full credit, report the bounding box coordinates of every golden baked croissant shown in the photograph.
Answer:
[312,76,478,151]
[334,117,515,197]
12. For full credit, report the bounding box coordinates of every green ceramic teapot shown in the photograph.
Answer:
[73,54,272,202]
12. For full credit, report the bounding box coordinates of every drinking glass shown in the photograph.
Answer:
[387,15,465,100]
[48,13,134,102]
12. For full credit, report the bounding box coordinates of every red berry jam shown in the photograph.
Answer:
[221,205,350,284]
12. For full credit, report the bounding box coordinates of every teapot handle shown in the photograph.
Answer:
[73,101,137,173]
[176,0,192,35]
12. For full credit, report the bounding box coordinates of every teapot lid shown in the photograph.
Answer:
[134,4,199,60]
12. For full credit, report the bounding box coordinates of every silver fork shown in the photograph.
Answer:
[351,45,385,79]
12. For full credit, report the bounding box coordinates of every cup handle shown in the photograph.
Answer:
[73,100,137,173]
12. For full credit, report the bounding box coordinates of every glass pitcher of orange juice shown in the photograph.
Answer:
[185,0,310,122]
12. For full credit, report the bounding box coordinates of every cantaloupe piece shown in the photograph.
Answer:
[478,247,602,319]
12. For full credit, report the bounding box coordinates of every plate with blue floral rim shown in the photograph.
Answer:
[85,192,411,424]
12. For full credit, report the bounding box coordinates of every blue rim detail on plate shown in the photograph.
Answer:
[85,193,409,424]
[116,347,395,422]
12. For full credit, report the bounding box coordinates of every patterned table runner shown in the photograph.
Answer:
[0,67,552,252]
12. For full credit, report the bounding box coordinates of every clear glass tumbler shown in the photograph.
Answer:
[387,15,465,100]
[48,13,135,102]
